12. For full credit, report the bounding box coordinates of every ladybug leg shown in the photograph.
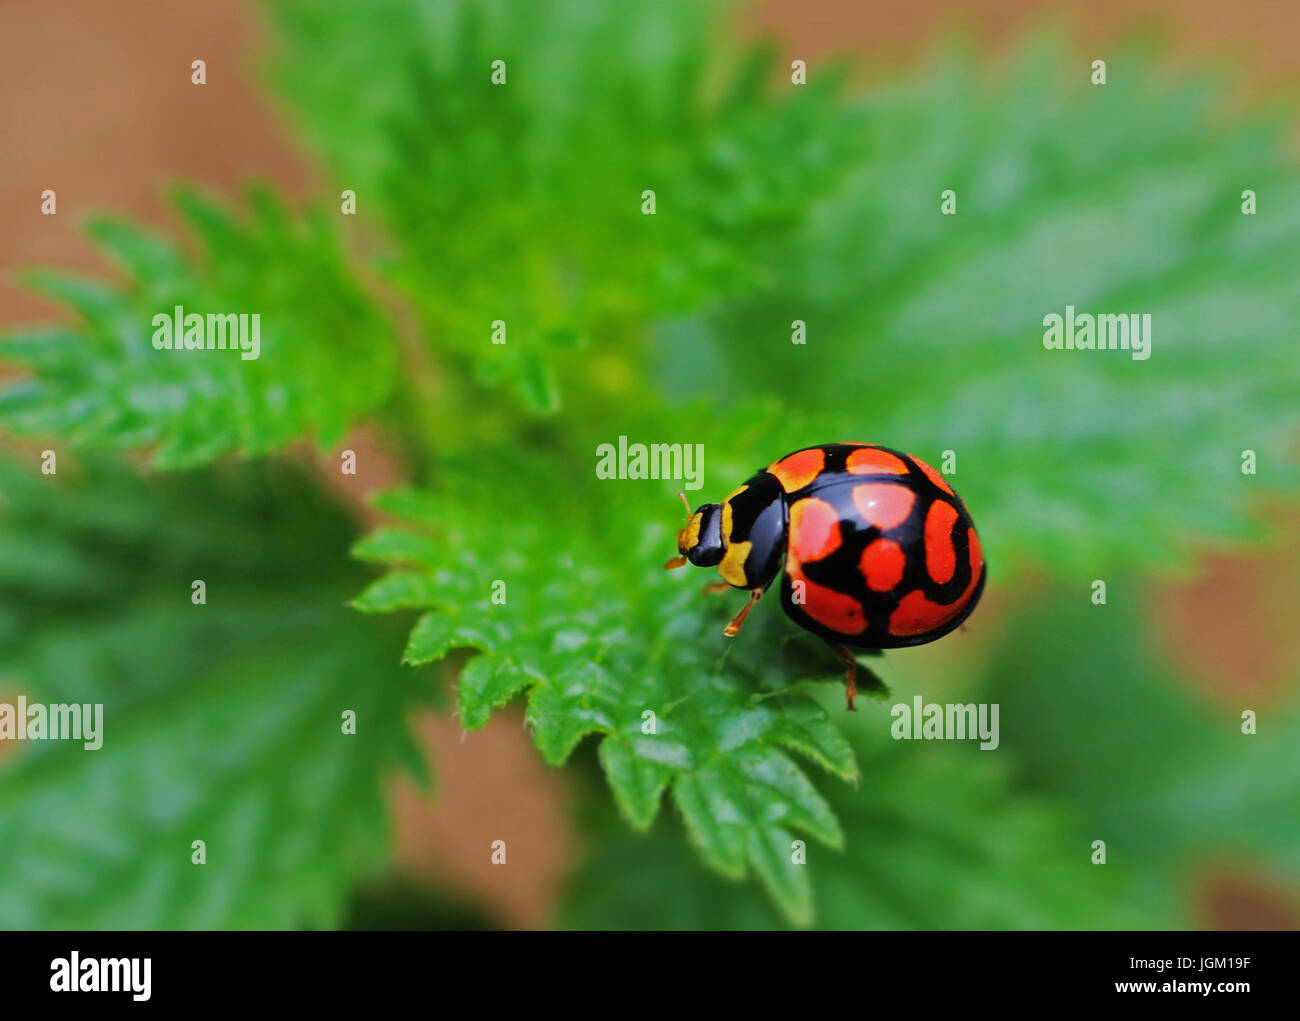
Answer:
[723,587,765,637]
[824,640,859,711]
[701,581,730,595]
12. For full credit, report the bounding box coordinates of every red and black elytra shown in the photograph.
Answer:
[665,443,985,709]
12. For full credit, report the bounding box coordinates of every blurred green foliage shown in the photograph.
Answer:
[0,190,395,468]
[268,0,867,412]
[0,459,426,927]
[0,0,1297,928]
[980,589,1300,899]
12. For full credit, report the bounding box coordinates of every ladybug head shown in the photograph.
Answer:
[665,492,724,570]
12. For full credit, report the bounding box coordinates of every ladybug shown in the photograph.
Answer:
[665,443,985,709]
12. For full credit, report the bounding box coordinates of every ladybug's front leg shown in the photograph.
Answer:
[723,587,765,637]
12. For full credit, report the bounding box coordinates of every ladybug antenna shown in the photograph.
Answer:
[677,491,692,521]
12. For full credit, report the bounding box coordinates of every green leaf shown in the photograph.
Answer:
[0,189,397,468]
[597,736,677,831]
[352,478,861,924]
[402,611,494,665]
[0,457,425,928]
[458,655,533,731]
[765,698,860,783]
[350,570,444,613]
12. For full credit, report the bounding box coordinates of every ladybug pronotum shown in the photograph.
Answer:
[666,443,985,709]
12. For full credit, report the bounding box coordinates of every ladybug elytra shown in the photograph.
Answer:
[665,443,985,709]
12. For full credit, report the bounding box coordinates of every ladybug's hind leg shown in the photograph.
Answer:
[823,641,887,711]
[824,640,859,711]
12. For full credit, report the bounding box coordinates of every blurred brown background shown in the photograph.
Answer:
[3,0,1297,928]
